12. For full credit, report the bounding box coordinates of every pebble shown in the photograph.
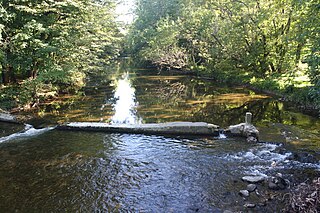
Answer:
[244,203,256,208]
[239,190,250,197]
[247,184,257,192]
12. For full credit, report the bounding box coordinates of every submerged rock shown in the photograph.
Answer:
[268,176,288,190]
[242,176,266,183]
[246,135,258,143]
[239,190,250,197]
[247,184,257,192]
[288,152,319,164]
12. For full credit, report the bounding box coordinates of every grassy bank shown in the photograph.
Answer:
[248,74,319,116]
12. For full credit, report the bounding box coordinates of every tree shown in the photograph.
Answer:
[130,0,319,81]
[0,0,122,109]
[0,0,121,85]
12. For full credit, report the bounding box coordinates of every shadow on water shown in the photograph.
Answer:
[0,61,320,212]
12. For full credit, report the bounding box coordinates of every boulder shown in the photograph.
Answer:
[227,123,259,137]
[225,112,259,141]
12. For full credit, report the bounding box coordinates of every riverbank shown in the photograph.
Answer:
[167,66,315,117]
[162,67,320,117]
[0,70,86,119]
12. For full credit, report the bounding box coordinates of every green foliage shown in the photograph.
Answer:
[0,0,122,110]
[129,0,319,76]
[128,0,320,113]
[250,77,281,92]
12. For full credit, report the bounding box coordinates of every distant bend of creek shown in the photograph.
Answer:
[1,62,319,212]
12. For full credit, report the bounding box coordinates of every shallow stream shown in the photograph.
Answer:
[0,64,319,212]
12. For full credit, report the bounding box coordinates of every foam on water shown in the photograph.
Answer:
[0,124,55,143]
[218,131,227,139]
[225,143,291,163]
[222,142,320,175]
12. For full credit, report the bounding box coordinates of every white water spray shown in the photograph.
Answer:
[218,130,227,139]
[0,124,55,143]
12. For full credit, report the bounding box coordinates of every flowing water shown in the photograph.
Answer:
[0,63,319,212]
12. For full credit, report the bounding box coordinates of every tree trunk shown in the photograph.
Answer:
[29,61,38,79]
[1,65,9,85]
[29,69,38,79]
[295,42,303,65]
[1,64,15,85]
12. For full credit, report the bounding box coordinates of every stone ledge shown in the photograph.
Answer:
[57,122,221,136]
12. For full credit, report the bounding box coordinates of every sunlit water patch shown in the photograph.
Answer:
[110,73,142,124]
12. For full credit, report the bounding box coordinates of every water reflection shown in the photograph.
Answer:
[110,73,142,124]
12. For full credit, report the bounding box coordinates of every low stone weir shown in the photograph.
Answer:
[57,113,260,140]
[57,122,221,136]
[2,111,259,140]
[0,112,20,124]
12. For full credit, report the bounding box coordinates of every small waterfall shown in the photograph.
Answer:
[218,130,227,139]
[0,124,55,143]
[110,73,141,124]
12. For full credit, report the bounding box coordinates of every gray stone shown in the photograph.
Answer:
[239,190,250,197]
[226,123,259,139]
[223,211,234,213]
[247,184,257,192]
[242,176,266,183]
[247,136,258,143]
[268,176,287,190]
[244,203,256,208]
[225,112,259,140]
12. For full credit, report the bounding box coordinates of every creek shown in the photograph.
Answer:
[0,63,319,212]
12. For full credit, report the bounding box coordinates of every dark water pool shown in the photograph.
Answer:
[0,64,319,212]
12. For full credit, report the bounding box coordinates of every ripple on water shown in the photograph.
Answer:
[220,142,320,176]
[0,130,319,212]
